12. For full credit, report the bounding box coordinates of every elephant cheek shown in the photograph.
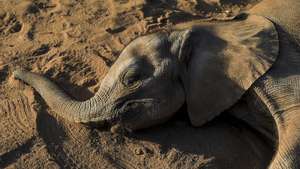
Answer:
[118,103,160,130]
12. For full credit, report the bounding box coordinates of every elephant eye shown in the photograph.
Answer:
[122,69,141,87]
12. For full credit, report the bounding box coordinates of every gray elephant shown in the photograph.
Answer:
[13,0,300,168]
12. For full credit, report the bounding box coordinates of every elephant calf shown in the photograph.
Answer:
[13,14,278,129]
[13,0,300,168]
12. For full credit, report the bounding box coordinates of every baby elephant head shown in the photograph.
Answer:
[93,32,187,129]
[14,15,279,130]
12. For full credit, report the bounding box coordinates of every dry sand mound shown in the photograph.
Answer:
[0,0,272,168]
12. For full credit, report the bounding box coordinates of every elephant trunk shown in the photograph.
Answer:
[13,69,111,123]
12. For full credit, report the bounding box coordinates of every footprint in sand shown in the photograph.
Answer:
[0,94,36,157]
[0,12,22,36]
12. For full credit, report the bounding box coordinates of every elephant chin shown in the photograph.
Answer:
[107,98,160,129]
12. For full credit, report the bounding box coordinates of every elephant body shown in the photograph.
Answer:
[13,0,300,168]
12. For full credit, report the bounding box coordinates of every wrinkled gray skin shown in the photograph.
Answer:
[13,0,300,168]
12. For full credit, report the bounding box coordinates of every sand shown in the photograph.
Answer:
[0,0,272,169]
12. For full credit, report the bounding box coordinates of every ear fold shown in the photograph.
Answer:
[177,14,279,126]
[169,29,193,63]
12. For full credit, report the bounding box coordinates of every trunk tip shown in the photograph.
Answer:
[13,68,27,80]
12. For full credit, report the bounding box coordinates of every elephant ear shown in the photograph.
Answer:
[175,14,279,126]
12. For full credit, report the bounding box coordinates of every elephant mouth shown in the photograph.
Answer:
[88,98,159,130]
[111,98,159,122]
[115,98,158,112]
[105,98,159,130]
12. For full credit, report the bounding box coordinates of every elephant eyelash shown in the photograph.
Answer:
[121,69,142,87]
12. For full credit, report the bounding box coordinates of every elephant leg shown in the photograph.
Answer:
[268,108,300,169]
[252,75,300,169]
[228,92,300,169]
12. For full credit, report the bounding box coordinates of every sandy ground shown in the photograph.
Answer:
[0,0,273,169]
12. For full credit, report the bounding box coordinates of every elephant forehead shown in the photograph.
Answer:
[115,57,136,72]
[126,33,169,54]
